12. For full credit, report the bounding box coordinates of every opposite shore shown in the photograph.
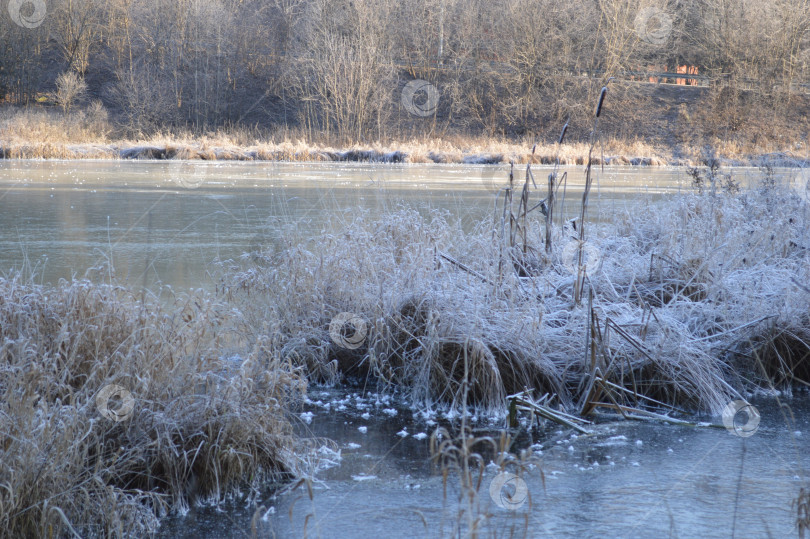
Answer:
[2,137,809,169]
[2,106,808,168]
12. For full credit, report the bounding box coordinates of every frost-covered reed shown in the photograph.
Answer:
[0,277,306,537]
[223,176,810,416]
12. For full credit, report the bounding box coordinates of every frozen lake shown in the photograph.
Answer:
[0,160,693,290]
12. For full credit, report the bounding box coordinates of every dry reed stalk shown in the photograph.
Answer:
[574,84,611,304]
[508,389,591,433]
[546,119,570,253]
[797,487,810,539]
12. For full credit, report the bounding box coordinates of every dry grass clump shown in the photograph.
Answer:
[221,166,810,416]
[0,275,305,537]
[675,86,810,159]
[0,107,111,145]
[747,325,810,387]
[614,183,810,378]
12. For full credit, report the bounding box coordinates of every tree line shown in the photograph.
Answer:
[1,0,808,143]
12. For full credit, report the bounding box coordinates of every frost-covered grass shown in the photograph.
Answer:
[222,179,810,416]
[0,277,306,537]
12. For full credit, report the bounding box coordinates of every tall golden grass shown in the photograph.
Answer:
[3,106,805,166]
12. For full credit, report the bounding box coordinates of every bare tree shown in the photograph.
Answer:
[108,63,178,134]
[54,71,87,113]
[1,0,809,145]
[52,0,100,74]
[294,0,395,142]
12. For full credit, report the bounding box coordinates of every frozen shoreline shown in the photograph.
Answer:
[2,140,809,169]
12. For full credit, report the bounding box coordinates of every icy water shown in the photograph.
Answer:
[158,388,808,538]
[0,159,703,290]
[1,160,808,537]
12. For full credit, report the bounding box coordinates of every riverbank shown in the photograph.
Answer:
[3,132,808,169]
[2,107,808,168]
